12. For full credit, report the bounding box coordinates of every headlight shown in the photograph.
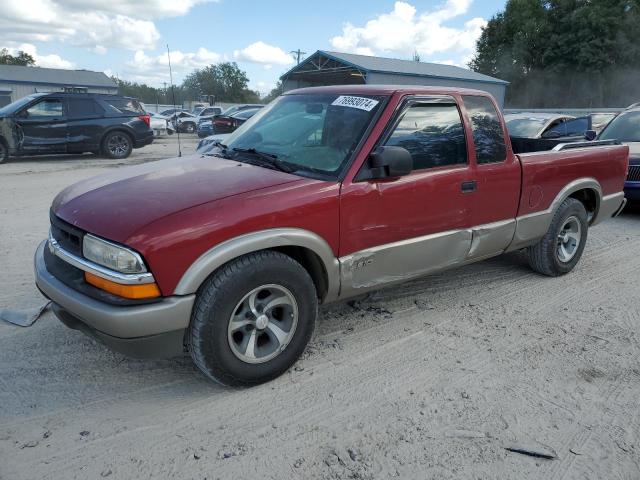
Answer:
[83,234,147,274]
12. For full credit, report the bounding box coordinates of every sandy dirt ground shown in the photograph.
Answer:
[1,135,639,479]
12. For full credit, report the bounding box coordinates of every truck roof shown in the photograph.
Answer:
[285,84,492,97]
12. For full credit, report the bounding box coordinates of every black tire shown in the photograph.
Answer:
[183,122,196,134]
[189,251,318,387]
[0,140,8,164]
[527,197,589,276]
[102,131,133,159]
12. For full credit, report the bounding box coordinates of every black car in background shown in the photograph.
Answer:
[0,93,153,163]
[213,107,262,133]
[218,104,264,118]
[159,107,189,117]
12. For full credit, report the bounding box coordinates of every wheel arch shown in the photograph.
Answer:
[567,185,601,224]
[174,228,340,303]
[508,177,602,251]
[100,127,134,149]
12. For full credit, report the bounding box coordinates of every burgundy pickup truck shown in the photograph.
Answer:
[35,86,629,386]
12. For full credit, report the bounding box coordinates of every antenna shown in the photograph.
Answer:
[167,44,182,158]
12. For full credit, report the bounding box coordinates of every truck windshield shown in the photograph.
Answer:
[220,93,386,179]
[599,111,640,142]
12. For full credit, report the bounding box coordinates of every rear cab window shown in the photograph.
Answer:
[463,95,507,164]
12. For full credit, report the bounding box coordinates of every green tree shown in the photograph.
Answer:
[182,62,260,103]
[0,48,35,66]
[262,81,284,103]
[469,0,640,107]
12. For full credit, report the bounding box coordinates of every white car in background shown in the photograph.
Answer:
[177,106,224,134]
[149,112,175,137]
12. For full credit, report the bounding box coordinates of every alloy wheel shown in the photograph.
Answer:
[556,216,581,263]
[107,134,129,157]
[227,284,298,364]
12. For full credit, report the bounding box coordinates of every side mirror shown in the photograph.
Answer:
[368,146,412,179]
[584,130,597,141]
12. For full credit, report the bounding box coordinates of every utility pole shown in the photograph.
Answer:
[290,49,306,65]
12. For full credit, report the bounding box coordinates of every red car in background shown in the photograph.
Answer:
[213,107,262,133]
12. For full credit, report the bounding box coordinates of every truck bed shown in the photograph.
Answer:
[515,144,629,218]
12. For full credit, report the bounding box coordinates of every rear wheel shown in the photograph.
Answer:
[102,131,132,159]
[527,198,588,276]
[183,122,196,134]
[189,251,318,386]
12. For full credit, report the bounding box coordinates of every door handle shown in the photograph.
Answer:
[461,181,477,193]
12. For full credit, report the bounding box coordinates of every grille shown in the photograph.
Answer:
[49,212,84,256]
[628,165,640,182]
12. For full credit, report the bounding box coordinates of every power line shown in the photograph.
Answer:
[290,49,306,65]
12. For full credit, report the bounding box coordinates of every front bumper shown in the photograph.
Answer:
[34,240,194,358]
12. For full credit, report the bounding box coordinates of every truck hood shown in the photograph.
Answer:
[52,154,305,243]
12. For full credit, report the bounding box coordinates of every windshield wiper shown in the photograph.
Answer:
[232,147,295,173]
[203,140,232,159]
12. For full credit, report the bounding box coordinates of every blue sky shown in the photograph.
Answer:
[1,0,506,96]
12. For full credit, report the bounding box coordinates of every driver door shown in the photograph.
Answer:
[15,97,67,154]
[339,96,475,297]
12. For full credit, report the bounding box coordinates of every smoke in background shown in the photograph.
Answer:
[506,69,640,108]
[470,0,640,109]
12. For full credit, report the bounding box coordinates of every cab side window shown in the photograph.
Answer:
[463,95,506,164]
[384,103,467,170]
[24,99,63,118]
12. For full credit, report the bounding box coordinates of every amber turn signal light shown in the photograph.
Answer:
[84,272,161,299]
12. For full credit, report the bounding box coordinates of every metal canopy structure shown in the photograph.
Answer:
[281,51,367,87]
[280,50,509,107]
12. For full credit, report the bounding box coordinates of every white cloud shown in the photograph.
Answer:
[0,0,211,52]
[251,81,276,96]
[52,0,214,19]
[330,0,486,61]
[123,48,223,85]
[234,42,294,67]
[4,43,75,69]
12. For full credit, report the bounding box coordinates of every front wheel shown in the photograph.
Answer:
[183,122,196,134]
[102,131,132,159]
[189,251,318,386]
[527,197,589,276]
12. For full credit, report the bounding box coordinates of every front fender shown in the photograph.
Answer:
[173,228,340,301]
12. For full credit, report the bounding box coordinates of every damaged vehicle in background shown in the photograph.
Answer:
[598,105,640,202]
[34,86,628,386]
[149,112,175,137]
[0,93,153,163]
[505,113,593,153]
[178,106,224,134]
